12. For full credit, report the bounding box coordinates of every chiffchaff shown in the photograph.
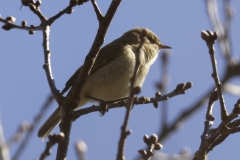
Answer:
[38,28,171,139]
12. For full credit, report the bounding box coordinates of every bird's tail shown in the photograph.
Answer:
[38,107,62,141]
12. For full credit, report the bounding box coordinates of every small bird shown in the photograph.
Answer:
[38,28,171,140]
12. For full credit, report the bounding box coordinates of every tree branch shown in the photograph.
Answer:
[91,0,104,22]
[201,30,228,119]
[116,30,146,160]
[12,95,54,160]
[73,82,192,119]
[57,0,122,159]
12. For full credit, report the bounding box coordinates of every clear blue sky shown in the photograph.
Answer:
[0,0,240,160]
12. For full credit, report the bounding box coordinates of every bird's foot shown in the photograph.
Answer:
[85,95,129,116]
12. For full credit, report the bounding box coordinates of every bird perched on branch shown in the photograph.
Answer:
[38,27,171,140]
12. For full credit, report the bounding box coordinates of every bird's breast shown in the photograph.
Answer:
[79,47,154,106]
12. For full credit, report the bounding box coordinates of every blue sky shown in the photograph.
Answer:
[0,0,240,160]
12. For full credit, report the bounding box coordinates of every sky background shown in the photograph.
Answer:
[0,0,240,160]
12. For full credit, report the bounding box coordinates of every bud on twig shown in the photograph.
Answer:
[201,30,209,41]
[30,25,35,28]
[143,134,149,144]
[149,134,158,144]
[21,0,29,6]
[29,30,35,34]
[6,16,16,23]
[36,0,42,7]
[175,83,186,92]
[28,3,37,12]
[138,149,147,156]
[185,82,193,89]
[21,21,27,27]
[66,8,73,14]
[155,91,161,97]
[201,30,218,44]
[2,24,12,31]
[153,101,158,108]
[154,143,163,150]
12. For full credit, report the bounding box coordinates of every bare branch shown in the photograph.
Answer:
[116,29,146,160]
[201,30,228,119]
[193,99,240,160]
[42,32,63,104]
[39,133,65,160]
[157,51,170,130]
[91,0,104,22]
[206,88,218,121]
[73,82,193,120]
[7,122,31,148]
[48,0,90,25]
[57,0,122,159]
[134,58,239,159]
[205,0,232,61]
[0,17,42,31]
[138,134,163,160]
[48,5,75,26]
[0,119,10,160]
[192,29,240,159]
[12,95,54,160]
[27,3,47,21]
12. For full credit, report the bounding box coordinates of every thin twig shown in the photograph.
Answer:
[193,99,240,160]
[199,89,217,150]
[159,51,170,130]
[42,32,63,104]
[48,0,89,25]
[202,30,228,119]
[39,133,65,160]
[0,16,42,31]
[138,134,163,160]
[57,0,122,159]
[205,0,232,61]
[91,0,104,22]
[48,5,73,25]
[192,29,240,160]
[0,119,10,160]
[25,0,63,103]
[7,122,31,148]
[12,95,54,160]
[135,61,239,160]
[73,82,193,120]
[206,88,218,121]
[116,30,146,160]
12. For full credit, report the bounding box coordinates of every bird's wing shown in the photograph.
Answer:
[61,41,128,95]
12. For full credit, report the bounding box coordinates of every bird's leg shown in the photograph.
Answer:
[85,95,109,116]
[105,97,129,103]
[85,95,130,115]
[85,95,129,103]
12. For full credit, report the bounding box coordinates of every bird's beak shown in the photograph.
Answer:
[159,44,172,49]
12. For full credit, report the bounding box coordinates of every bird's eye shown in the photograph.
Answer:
[148,36,154,43]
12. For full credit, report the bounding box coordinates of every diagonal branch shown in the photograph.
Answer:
[57,0,122,159]
[116,31,146,160]
[12,95,54,160]
[205,0,232,62]
[201,30,228,120]
[91,0,104,22]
